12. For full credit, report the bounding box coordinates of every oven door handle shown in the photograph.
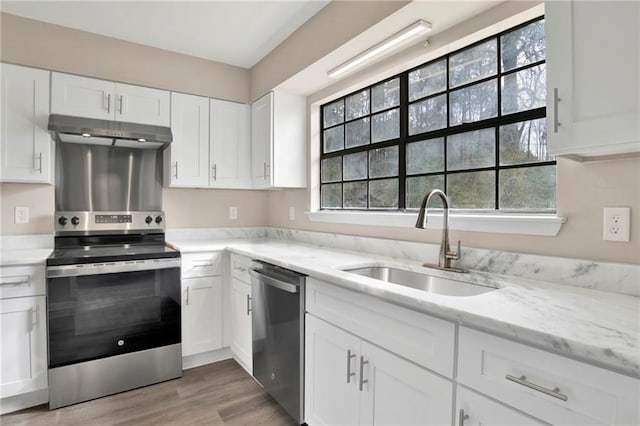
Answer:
[47,258,182,278]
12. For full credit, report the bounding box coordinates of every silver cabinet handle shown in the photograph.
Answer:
[174,162,178,179]
[185,286,190,306]
[192,263,212,268]
[246,295,251,315]
[359,355,368,391]
[34,152,42,173]
[458,409,469,426]
[107,93,111,113]
[553,88,561,133]
[0,276,30,286]
[346,349,356,383]
[31,305,38,329]
[212,164,217,181]
[234,265,246,273]
[119,95,123,115]
[505,374,568,401]
[263,162,267,179]
[265,163,270,179]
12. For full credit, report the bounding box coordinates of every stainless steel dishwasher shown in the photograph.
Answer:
[249,260,306,425]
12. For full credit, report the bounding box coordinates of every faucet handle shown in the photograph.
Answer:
[447,240,462,261]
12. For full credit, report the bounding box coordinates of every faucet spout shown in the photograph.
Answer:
[415,189,466,273]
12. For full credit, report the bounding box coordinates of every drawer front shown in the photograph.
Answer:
[458,327,640,426]
[0,265,45,299]
[456,387,545,426]
[306,278,455,377]
[230,253,251,283]
[181,252,222,278]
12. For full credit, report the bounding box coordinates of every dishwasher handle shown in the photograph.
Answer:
[249,269,299,294]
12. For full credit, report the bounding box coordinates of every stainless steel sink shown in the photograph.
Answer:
[343,266,496,297]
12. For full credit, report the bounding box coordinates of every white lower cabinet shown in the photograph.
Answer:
[305,314,453,426]
[230,278,252,373]
[456,387,544,426]
[0,295,47,400]
[181,275,223,357]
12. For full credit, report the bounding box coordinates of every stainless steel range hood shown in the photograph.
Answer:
[48,114,172,149]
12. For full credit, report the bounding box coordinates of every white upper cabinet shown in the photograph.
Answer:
[210,99,251,189]
[0,63,52,184]
[546,1,640,157]
[166,92,210,188]
[51,72,170,126]
[251,91,307,189]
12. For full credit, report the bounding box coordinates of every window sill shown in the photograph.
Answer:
[306,210,565,236]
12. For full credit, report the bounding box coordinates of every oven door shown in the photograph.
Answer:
[46,258,181,368]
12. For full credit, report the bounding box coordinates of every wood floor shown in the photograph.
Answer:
[1,359,298,426]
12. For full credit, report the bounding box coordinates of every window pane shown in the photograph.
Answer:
[409,94,447,135]
[500,119,552,165]
[406,138,444,175]
[406,175,445,209]
[501,64,546,115]
[369,146,399,178]
[500,165,556,209]
[346,117,370,148]
[449,79,497,126]
[323,125,344,153]
[447,171,495,209]
[321,157,342,183]
[372,108,399,143]
[323,99,344,128]
[346,89,370,120]
[447,129,495,171]
[409,59,446,101]
[321,183,342,208]
[369,179,398,208]
[501,19,545,72]
[372,78,400,113]
[449,39,497,88]
[344,182,368,208]
[343,152,367,181]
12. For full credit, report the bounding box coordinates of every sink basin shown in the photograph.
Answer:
[343,266,496,297]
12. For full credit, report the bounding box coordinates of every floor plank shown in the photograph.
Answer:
[1,359,297,426]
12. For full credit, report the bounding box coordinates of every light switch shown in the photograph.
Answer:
[289,206,296,221]
[15,206,29,224]
[229,206,238,220]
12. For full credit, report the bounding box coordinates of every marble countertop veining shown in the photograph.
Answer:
[171,238,640,378]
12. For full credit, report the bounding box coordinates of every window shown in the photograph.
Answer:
[320,17,554,212]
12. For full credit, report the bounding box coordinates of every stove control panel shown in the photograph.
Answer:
[55,211,166,235]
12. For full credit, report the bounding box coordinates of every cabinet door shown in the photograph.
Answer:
[456,387,545,426]
[359,340,453,426]
[115,83,170,126]
[182,276,222,356]
[1,64,52,183]
[51,72,114,120]
[250,92,273,188]
[305,315,360,426]
[210,99,251,188]
[167,92,209,188]
[0,296,47,398]
[546,1,640,156]
[230,278,252,373]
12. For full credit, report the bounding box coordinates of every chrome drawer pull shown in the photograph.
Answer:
[359,356,368,391]
[458,409,469,426]
[0,276,30,286]
[192,264,212,268]
[346,349,356,383]
[553,88,561,133]
[505,374,568,401]
[246,295,251,315]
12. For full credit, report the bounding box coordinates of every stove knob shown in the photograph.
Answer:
[145,216,153,224]
[58,216,68,226]
[71,216,80,226]
[155,216,163,224]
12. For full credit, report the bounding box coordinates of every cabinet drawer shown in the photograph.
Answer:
[0,265,45,299]
[306,278,455,377]
[456,387,544,426]
[181,252,222,278]
[230,253,251,283]
[458,327,640,426]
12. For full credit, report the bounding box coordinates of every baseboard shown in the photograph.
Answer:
[0,388,48,415]
[182,347,233,370]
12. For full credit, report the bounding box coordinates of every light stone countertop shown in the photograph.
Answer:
[0,248,53,266]
[171,238,640,378]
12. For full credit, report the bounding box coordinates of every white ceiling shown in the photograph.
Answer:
[0,0,329,68]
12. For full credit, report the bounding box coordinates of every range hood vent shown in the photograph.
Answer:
[48,114,172,149]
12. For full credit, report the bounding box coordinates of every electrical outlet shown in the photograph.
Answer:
[603,207,630,242]
[229,206,238,220]
[289,206,296,221]
[14,206,29,224]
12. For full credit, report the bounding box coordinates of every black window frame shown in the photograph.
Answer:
[320,16,555,212]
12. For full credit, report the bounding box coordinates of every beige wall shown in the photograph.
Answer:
[0,13,249,102]
[249,1,409,101]
[0,184,55,235]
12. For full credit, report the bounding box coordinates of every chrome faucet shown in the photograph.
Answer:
[415,189,467,273]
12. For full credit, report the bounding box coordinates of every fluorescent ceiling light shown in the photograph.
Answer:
[328,20,432,79]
